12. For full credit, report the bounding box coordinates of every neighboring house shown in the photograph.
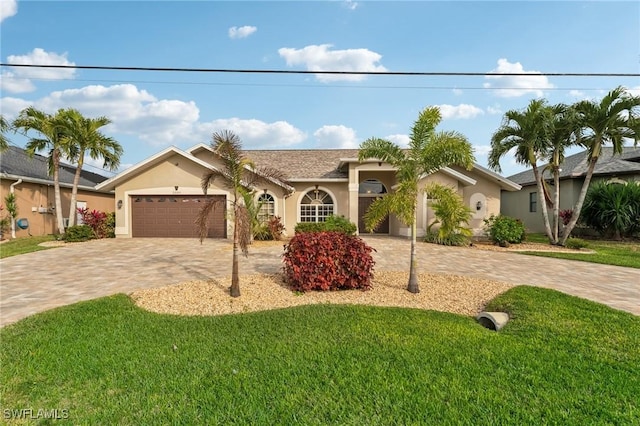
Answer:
[0,146,114,237]
[97,144,521,239]
[502,147,640,233]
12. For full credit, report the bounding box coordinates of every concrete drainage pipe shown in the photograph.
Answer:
[477,311,509,331]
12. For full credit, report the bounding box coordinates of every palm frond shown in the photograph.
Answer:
[358,137,406,166]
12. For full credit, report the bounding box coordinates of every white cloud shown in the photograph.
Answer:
[385,134,411,148]
[483,58,554,98]
[313,125,359,148]
[278,44,387,82]
[473,145,492,156]
[568,89,586,99]
[0,71,35,93]
[627,86,640,97]
[0,97,32,119]
[228,26,257,39]
[452,88,463,96]
[198,118,307,149]
[0,0,17,22]
[486,105,502,115]
[342,0,358,10]
[1,48,76,93]
[438,104,484,120]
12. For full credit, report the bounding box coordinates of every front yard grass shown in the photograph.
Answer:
[523,233,640,269]
[0,235,56,259]
[1,286,638,424]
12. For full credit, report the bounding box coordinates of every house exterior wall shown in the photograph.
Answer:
[0,178,113,238]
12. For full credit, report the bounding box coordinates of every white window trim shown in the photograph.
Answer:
[256,191,278,221]
[296,186,337,223]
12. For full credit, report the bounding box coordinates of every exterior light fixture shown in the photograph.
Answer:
[174,185,179,191]
[117,200,123,209]
[476,201,482,211]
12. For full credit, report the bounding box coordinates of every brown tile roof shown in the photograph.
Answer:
[243,149,359,179]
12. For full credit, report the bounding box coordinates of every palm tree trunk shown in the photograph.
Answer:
[560,158,597,245]
[552,167,560,244]
[68,155,84,227]
[407,203,420,294]
[230,205,241,297]
[52,150,65,235]
[533,165,554,243]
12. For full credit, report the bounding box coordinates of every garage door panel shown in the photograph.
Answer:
[132,195,226,238]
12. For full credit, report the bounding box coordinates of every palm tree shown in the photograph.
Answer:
[489,99,555,243]
[61,109,122,227]
[12,107,69,234]
[542,103,579,243]
[560,86,640,245]
[0,115,10,152]
[358,106,475,293]
[196,130,291,297]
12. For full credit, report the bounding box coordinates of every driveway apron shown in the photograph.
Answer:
[1,236,638,326]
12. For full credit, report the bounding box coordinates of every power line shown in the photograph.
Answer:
[2,63,639,77]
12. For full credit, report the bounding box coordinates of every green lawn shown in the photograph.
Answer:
[1,287,638,424]
[0,235,56,259]
[523,234,640,268]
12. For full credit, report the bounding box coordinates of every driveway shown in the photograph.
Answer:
[1,236,639,326]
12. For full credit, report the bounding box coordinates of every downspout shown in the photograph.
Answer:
[9,179,22,239]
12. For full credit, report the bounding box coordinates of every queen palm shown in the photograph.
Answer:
[0,115,10,152]
[489,99,555,243]
[61,109,122,227]
[13,107,69,234]
[560,86,640,245]
[196,130,290,297]
[358,106,475,293]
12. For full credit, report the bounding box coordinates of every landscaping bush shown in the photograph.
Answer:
[267,216,285,240]
[283,231,375,292]
[483,214,526,246]
[78,208,110,239]
[105,212,116,238]
[294,215,357,235]
[64,225,94,242]
[580,181,640,239]
[424,231,470,247]
[565,237,589,250]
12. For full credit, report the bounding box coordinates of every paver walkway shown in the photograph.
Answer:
[1,236,639,326]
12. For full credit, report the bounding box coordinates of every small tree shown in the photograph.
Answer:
[424,183,473,246]
[196,130,291,297]
[4,193,19,239]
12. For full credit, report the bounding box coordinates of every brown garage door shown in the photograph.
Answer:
[132,195,226,238]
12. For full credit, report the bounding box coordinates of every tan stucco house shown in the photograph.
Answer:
[0,146,114,238]
[502,147,640,233]
[96,144,520,239]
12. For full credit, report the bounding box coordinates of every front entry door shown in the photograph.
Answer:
[358,197,389,234]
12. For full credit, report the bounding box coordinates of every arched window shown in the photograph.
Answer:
[359,179,387,195]
[258,193,275,223]
[300,189,334,222]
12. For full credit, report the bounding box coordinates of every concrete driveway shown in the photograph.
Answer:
[1,236,639,326]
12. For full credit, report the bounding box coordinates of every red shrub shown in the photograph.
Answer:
[78,208,108,238]
[282,231,375,292]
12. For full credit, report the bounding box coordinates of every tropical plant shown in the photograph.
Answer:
[424,182,473,246]
[560,86,640,245]
[0,114,10,152]
[60,109,122,227]
[3,193,19,239]
[483,214,526,246]
[580,181,640,239]
[358,106,475,293]
[489,99,556,244]
[294,215,357,235]
[12,107,68,234]
[196,130,291,297]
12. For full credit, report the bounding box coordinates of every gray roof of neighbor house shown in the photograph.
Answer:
[0,145,109,188]
[507,147,640,186]
[242,149,359,179]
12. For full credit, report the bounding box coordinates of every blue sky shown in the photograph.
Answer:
[1,0,639,178]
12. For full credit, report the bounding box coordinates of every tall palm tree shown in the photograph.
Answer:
[489,99,555,243]
[61,109,122,227]
[560,86,640,245]
[0,115,10,152]
[542,103,579,243]
[358,106,475,293]
[196,130,291,297]
[12,107,69,235]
